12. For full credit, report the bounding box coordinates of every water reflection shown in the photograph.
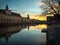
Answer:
[46,25,60,45]
[41,25,60,45]
[0,24,46,45]
[0,25,27,44]
[29,24,47,30]
[0,23,60,45]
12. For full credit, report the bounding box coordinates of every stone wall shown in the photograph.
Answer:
[0,14,22,24]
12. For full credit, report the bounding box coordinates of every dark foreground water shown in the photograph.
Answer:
[0,24,46,45]
[1,24,60,45]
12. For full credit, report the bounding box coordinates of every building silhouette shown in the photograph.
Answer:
[0,4,22,17]
[0,4,22,24]
[27,14,29,19]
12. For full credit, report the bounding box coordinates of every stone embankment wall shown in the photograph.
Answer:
[0,14,22,24]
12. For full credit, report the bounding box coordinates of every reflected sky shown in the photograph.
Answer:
[0,24,46,45]
[30,24,47,30]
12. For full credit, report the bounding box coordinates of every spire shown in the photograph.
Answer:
[27,14,29,19]
[58,1,60,6]
[5,4,9,10]
[5,37,8,43]
[28,26,29,31]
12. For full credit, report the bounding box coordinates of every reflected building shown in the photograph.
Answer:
[0,24,37,43]
[5,36,10,44]
[0,25,28,44]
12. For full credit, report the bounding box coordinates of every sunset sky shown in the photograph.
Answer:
[29,15,47,21]
[0,0,58,20]
[0,0,59,15]
[0,0,45,15]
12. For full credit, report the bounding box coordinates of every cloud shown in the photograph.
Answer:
[33,0,46,6]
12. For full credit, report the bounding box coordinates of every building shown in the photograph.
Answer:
[0,4,11,14]
[0,4,22,25]
[0,4,21,17]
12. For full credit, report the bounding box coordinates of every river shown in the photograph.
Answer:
[0,24,47,45]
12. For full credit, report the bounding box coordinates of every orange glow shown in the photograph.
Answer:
[30,15,47,21]
[46,14,54,16]
[35,24,47,29]
[21,14,54,21]
[30,24,47,29]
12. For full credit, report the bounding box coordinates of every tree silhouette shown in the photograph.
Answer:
[40,0,60,15]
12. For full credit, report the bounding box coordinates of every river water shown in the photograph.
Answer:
[0,24,47,45]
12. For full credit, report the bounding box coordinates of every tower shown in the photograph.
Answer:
[5,4,9,10]
[58,1,60,6]
[5,4,11,14]
[27,14,29,19]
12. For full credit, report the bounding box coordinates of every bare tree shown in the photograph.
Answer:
[40,0,60,14]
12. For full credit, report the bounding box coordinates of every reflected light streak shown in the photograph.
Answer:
[30,24,47,30]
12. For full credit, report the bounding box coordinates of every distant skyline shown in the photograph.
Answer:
[0,0,45,16]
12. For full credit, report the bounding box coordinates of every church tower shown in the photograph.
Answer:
[5,4,11,14]
[27,14,29,19]
[5,4,9,10]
